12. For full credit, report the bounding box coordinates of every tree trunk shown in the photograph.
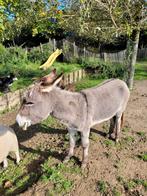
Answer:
[125,30,140,89]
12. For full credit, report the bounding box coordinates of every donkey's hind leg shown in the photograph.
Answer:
[115,113,123,142]
[108,116,116,140]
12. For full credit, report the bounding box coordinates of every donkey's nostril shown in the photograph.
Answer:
[23,98,27,104]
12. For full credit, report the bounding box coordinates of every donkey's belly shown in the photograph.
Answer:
[92,99,122,126]
[92,112,116,126]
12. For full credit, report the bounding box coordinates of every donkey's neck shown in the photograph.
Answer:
[50,87,87,129]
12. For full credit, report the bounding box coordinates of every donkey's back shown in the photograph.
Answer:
[81,79,130,127]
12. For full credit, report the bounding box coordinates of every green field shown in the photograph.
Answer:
[0,60,146,95]
[135,61,147,80]
[12,61,147,91]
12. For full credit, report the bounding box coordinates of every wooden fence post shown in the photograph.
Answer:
[40,43,43,53]
[53,39,56,51]
[104,53,107,62]
[84,47,86,58]
[73,42,76,57]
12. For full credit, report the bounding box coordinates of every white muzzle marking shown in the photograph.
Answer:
[16,114,31,130]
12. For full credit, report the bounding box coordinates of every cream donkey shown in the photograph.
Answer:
[0,125,20,168]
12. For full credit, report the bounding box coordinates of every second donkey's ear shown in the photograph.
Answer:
[52,73,63,86]
[41,73,63,93]
[40,69,57,85]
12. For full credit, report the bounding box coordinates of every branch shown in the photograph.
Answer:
[62,14,76,18]
[139,15,147,24]
[124,2,133,24]
[95,0,118,29]
[95,0,109,10]
[107,0,118,29]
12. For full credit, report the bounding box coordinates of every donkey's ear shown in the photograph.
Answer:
[52,68,57,74]
[40,73,63,93]
[50,68,57,77]
[52,73,63,86]
[40,68,57,85]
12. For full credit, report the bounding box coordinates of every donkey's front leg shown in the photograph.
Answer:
[81,130,90,169]
[63,129,77,163]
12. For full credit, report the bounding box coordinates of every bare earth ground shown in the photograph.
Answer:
[0,80,147,196]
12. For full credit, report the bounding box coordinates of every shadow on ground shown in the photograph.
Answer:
[11,123,67,143]
[1,123,110,195]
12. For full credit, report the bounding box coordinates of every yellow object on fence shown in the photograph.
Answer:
[39,48,62,70]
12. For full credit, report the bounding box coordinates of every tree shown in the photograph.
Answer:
[0,0,8,36]
[62,0,147,89]
[0,0,62,42]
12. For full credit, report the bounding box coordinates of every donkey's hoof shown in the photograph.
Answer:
[107,133,116,141]
[16,158,20,165]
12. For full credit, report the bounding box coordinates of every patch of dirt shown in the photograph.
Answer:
[0,80,147,196]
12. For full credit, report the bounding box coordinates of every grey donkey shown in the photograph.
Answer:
[16,70,130,168]
[0,125,20,168]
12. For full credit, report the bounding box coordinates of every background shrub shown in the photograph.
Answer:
[27,44,53,64]
[0,43,126,93]
[82,58,125,79]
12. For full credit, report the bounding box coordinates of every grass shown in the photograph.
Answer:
[40,157,82,194]
[0,60,146,94]
[89,132,99,142]
[96,181,122,195]
[12,60,147,92]
[96,180,107,194]
[115,135,135,150]
[117,176,147,192]
[123,136,135,143]
[122,126,130,133]
[136,131,146,137]
[135,61,147,80]
[137,152,147,162]
[0,152,39,195]
[0,61,83,93]
[112,187,121,196]
[103,139,115,148]
[41,162,73,194]
[75,77,104,91]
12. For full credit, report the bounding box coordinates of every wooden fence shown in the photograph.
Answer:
[0,69,86,113]
[103,50,126,63]
[34,39,100,62]
[137,48,147,60]
[29,38,147,63]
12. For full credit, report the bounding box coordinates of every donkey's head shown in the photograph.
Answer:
[16,70,63,130]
